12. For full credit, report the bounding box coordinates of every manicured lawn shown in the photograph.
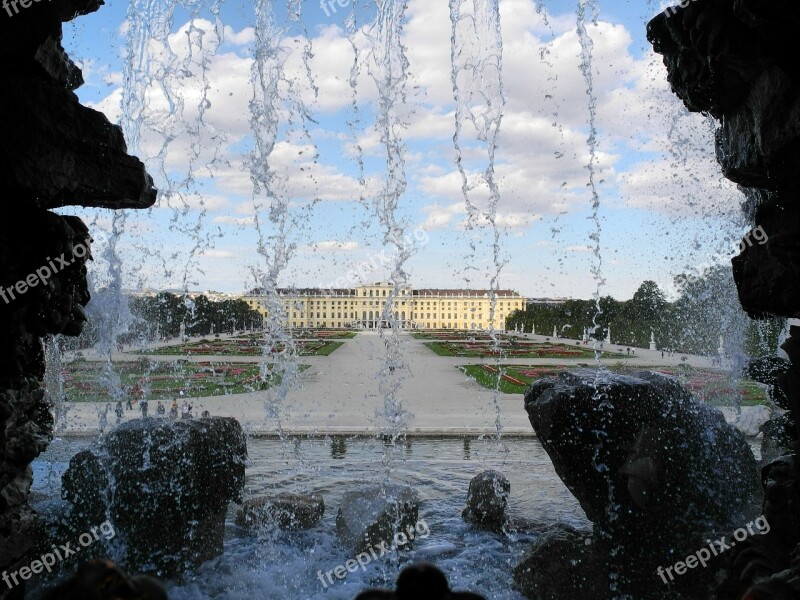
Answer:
[135,338,345,357]
[61,359,309,402]
[426,340,616,359]
[313,341,345,356]
[460,364,769,406]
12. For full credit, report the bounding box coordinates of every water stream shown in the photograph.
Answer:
[449,0,507,442]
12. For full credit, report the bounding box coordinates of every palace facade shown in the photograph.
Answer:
[242,282,525,331]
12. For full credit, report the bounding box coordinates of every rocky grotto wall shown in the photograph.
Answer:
[647,0,800,597]
[0,1,155,597]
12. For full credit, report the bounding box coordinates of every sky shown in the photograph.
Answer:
[60,0,747,301]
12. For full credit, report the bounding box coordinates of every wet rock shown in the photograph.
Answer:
[62,417,246,577]
[648,2,800,596]
[461,470,509,532]
[0,0,156,211]
[0,0,154,586]
[647,2,800,189]
[0,72,157,210]
[745,356,792,387]
[513,524,598,599]
[355,562,486,600]
[524,370,762,593]
[235,493,324,531]
[336,484,419,554]
[761,413,796,463]
[732,199,800,319]
[717,455,800,599]
[526,370,761,533]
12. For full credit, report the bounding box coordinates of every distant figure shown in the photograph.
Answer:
[201,410,210,418]
[115,401,124,424]
[156,401,165,416]
[661,350,665,359]
[182,402,192,419]
[169,401,178,420]
[126,397,132,410]
[140,399,148,418]
[626,348,630,355]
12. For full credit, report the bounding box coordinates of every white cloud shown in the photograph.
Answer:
[303,241,361,253]
[200,249,236,258]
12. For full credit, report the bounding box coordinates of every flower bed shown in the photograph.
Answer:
[60,360,308,402]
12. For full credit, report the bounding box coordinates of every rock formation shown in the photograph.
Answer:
[520,369,761,597]
[461,470,510,532]
[60,418,246,576]
[336,484,420,554]
[0,0,155,595]
[236,492,325,531]
[648,1,800,596]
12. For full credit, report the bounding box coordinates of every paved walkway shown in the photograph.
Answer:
[55,332,740,436]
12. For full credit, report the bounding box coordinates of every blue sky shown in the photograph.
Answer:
[61,0,744,301]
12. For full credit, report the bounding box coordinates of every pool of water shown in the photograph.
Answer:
[30,435,586,599]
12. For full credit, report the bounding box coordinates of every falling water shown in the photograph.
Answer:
[450,0,506,440]
[249,0,302,443]
[576,0,623,595]
[346,0,369,231]
[122,0,227,306]
[363,0,414,471]
[43,336,68,433]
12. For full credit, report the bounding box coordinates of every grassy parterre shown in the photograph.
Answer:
[62,359,309,403]
[135,338,345,357]
[460,364,769,406]
[425,340,618,359]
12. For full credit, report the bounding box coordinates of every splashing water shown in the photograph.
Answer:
[363,0,414,472]
[576,1,622,595]
[248,0,303,444]
[450,0,507,442]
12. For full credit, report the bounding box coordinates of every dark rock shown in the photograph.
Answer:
[355,562,486,600]
[336,484,419,554]
[461,470,509,532]
[0,208,93,378]
[732,199,800,319]
[746,356,792,387]
[0,0,156,211]
[514,520,722,600]
[761,413,796,463]
[526,370,761,533]
[715,68,800,188]
[0,72,157,210]
[513,524,598,599]
[524,369,762,593]
[717,456,800,599]
[0,0,154,586]
[235,492,324,531]
[648,2,800,189]
[62,417,247,576]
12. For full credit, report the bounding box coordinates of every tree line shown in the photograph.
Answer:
[506,267,785,358]
[64,292,264,349]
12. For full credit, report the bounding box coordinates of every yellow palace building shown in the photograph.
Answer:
[242,282,525,331]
